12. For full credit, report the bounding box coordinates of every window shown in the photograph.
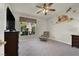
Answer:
[20,17,36,36]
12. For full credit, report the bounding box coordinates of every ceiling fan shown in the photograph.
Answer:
[66,7,77,13]
[66,7,72,13]
[36,3,56,15]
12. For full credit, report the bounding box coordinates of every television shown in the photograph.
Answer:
[6,7,16,31]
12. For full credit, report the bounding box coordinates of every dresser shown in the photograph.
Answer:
[72,35,79,48]
[4,32,19,56]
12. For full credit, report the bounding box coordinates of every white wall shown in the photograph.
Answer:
[0,3,6,56]
[48,13,79,45]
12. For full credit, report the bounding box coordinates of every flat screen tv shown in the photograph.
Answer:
[6,7,16,31]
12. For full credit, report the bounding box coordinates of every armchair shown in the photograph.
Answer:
[39,31,49,41]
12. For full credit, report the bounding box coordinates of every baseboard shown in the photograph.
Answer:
[49,36,71,45]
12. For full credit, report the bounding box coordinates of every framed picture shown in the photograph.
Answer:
[56,15,73,23]
[58,15,69,22]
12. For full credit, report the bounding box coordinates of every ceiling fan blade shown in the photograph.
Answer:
[73,10,76,13]
[36,6,42,8]
[48,3,53,7]
[36,10,42,14]
[49,9,56,11]
[66,7,72,13]
[45,12,47,15]
[43,3,46,7]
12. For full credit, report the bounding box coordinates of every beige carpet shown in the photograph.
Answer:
[19,37,79,56]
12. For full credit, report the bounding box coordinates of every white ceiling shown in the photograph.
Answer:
[9,3,79,20]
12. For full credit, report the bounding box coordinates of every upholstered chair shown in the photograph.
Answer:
[39,31,49,41]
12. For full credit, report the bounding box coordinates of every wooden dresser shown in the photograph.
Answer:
[72,35,79,48]
[4,31,19,56]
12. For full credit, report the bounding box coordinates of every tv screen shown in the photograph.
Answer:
[6,7,15,31]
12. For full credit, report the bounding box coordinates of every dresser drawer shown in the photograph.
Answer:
[72,36,79,40]
[72,35,79,48]
[72,39,79,43]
